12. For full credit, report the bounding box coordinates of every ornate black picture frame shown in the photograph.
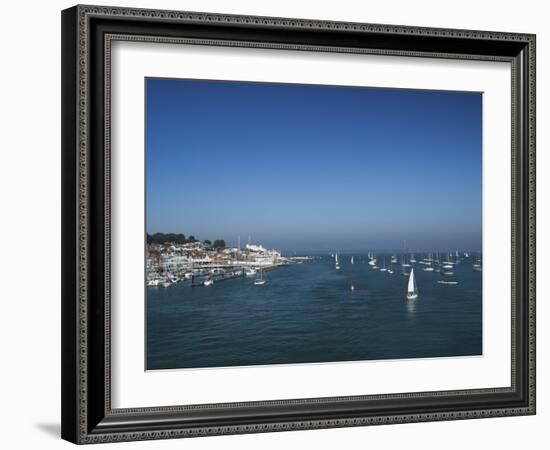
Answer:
[61,4,536,444]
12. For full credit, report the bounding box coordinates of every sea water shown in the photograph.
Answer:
[146,255,482,370]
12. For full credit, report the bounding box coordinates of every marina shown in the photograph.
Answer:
[146,239,311,289]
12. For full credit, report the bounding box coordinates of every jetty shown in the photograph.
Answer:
[190,263,286,287]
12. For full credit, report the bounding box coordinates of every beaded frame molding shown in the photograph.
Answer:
[61,4,536,444]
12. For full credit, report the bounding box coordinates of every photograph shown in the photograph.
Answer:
[145,78,483,371]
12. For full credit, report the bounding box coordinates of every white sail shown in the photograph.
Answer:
[351,256,354,264]
[335,253,339,264]
[407,268,416,294]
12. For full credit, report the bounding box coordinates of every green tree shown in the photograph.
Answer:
[213,239,226,249]
[203,240,212,246]
[150,233,187,244]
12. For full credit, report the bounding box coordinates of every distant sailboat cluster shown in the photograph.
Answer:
[331,250,481,300]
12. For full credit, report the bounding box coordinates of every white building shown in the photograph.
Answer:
[245,243,266,253]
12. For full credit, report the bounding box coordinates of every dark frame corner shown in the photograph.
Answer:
[62,4,535,444]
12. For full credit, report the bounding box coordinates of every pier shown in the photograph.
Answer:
[190,264,286,287]
[191,268,245,287]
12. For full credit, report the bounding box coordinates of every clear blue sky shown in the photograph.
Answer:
[146,78,482,252]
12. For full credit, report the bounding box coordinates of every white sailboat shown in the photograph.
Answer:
[254,268,267,285]
[400,254,409,275]
[335,253,341,270]
[434,252,441,273]
[406,268,418,300]
[380,256,387,272]
[443,252,454,267]
[351,256,354,265]
[424,253,434,271]
[388,259,394,274]
[473,258,482,272]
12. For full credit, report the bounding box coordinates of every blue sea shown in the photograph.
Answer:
[146,255,482,370]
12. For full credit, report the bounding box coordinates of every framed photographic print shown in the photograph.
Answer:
[61,5,536,444]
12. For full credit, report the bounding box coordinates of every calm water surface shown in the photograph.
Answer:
[146,255,482,370]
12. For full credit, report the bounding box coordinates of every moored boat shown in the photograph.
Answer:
[244,267,257,277]
[254,268,267,285]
